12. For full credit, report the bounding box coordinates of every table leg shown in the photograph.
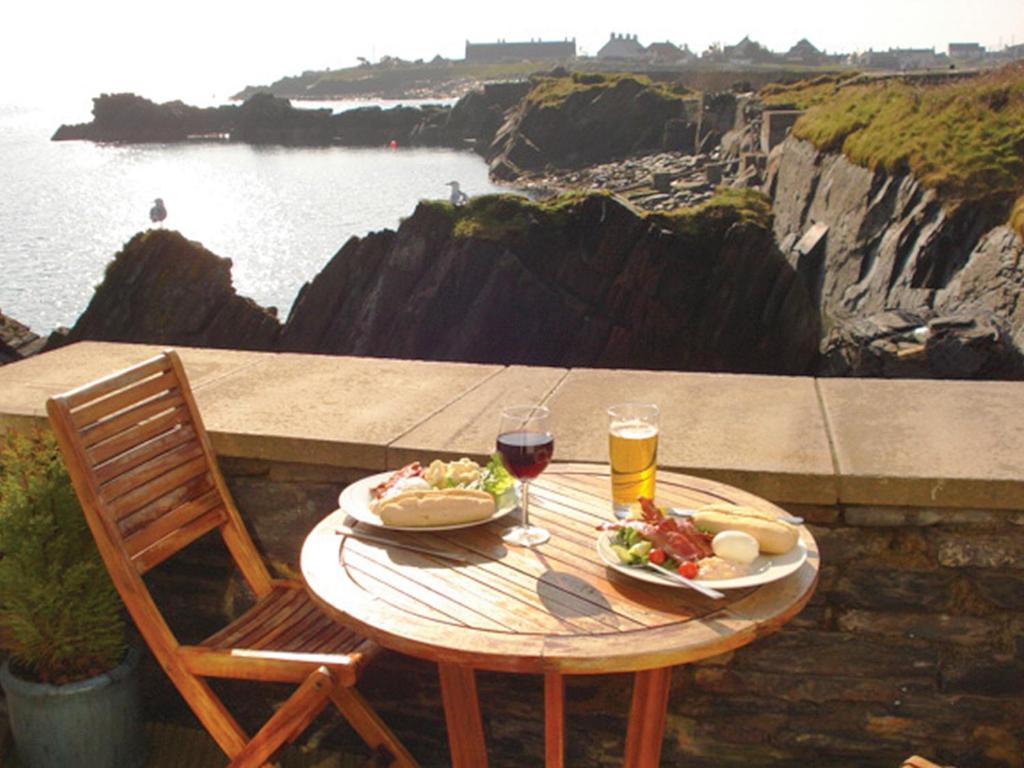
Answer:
[623,667,673,768]
[437,662,488,768]
[544,673,565,768]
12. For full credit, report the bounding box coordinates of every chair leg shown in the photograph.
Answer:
[228,667,335,768]
[330,685,420,768]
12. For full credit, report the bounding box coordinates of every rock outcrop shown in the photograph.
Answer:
[0,310,44,365]
[767,136,1024,377]
[55,230,281,351]
[487,74,698,179]
[279,193,818,373]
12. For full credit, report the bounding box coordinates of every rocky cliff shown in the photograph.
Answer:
[767,136,1024,377]
[487,73,698,179]
[55,231,281,351]
[55,194,818,374]
[279,191,817,373]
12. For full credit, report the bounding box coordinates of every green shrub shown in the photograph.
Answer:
[0,428,126,684]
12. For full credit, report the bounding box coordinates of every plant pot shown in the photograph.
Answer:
[0,647,146,768]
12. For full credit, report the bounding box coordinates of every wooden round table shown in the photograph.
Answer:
[301,464,819,767]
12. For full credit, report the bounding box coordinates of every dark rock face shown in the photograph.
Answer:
[819,309,1023,378]
[52,87,524,153]
[487,77,696,179]
[767,136,1024,378]
[0,310,43,365]
[57,230,280,351]
[280,195,818,374]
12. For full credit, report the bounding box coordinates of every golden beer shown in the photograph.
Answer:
[608,416,659,508]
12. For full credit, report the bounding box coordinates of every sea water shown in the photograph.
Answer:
[0,99,507,334]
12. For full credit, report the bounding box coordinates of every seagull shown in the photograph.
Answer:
[446,181,468,207]
[149,198,167,226]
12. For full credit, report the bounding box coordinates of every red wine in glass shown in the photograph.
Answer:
[497,405,553,547]
[496,431,554,480]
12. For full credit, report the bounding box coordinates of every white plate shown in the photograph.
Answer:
[596,530,807,590]
[339,471,518,531]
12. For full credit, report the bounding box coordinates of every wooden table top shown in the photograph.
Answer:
[301,463,819,675]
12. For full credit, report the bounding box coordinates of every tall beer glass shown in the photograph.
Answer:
[607,403,659,516]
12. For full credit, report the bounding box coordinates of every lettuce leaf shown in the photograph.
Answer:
[481,453,516,498]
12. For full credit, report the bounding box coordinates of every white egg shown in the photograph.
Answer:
[712,530,760,564]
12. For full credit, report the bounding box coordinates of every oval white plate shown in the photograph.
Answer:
[596,530,807,590]
[339,471,518,532]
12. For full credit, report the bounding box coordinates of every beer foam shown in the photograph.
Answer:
[610,421,658,439]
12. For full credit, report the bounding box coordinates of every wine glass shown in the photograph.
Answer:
[497,405,555,547]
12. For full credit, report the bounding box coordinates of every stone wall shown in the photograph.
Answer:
[139,459,1024,768]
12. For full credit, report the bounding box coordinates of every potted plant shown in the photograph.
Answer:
[0,427,146,768]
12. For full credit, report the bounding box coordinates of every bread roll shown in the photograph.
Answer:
[375,488,495,527]
[693,503,798,554]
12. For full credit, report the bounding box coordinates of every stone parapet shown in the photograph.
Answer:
[2,342,1022,510]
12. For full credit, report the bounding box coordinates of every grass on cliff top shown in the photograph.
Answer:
[759,73,858,109]
[651,188,773,239]
[789,64,1024,234]
[428,191,601,241]
[427,188,770,244]
[525,71,695,108]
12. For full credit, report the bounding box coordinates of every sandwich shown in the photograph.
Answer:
[370,456,514,527]
[691,502,799,554]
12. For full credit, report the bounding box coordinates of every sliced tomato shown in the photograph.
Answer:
[677,561,698,579]
[648,548,666,565]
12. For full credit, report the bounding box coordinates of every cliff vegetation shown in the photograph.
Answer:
[525,71,695,108]
[785,64,1024,235]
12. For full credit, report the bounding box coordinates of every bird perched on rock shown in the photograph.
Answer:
[149,198,167,225]
[445,181,468,207]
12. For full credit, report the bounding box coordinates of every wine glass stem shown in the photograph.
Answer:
[521,480,531,528]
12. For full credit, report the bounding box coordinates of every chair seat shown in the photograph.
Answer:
[182,583,377,685]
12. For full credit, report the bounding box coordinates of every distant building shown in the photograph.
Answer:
[857,47,944,70]
[723,36,776,64]
[646,41,695,64]
[465,39,576,64]
[597,33,647,60]
[948,42,986,60]
[785,38,827,65]
[1003,42,1024,61]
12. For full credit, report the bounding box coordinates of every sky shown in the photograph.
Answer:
[4,0,1023,111]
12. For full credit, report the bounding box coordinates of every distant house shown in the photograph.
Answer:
[723,36,776,64]
[465,39,576,63]
[597,33,647,60]
[1002,42,1024,61]
[857,48,943,70]
[948,42,986,60]
[646,41,695,64]
[785,38,826,65]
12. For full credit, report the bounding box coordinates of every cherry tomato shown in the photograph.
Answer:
[648,548,666,565]
[678,561,698,579]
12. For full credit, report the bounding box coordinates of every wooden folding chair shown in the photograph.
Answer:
[46,350,417,768]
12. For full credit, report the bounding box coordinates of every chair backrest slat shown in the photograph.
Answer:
[107,454,212,523]
[82,390,186,449]
[63,356,170,409]
[72,369,180,429]
[101,437,205,502]
[95,423,198,485]
[130,505,230,573]
[123,489,225,559]
[88,404,190,467]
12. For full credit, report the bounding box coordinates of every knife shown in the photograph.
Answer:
[334,525,475,563]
